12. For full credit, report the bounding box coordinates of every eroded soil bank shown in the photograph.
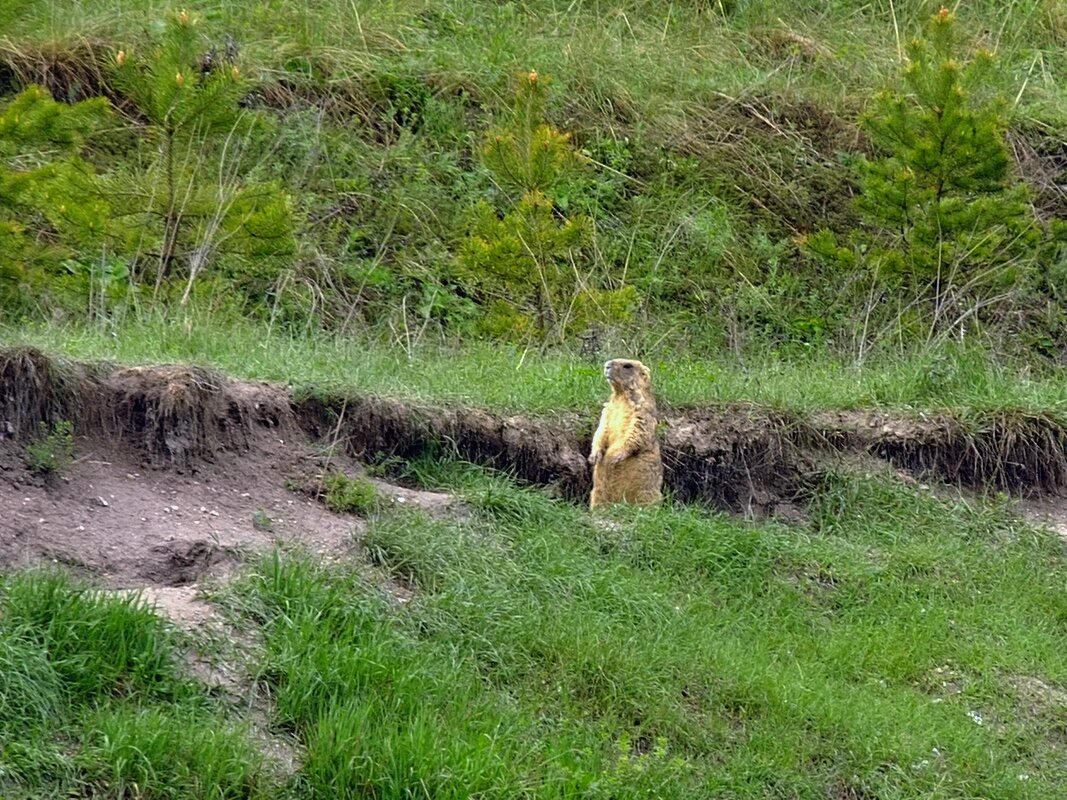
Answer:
[8,343,1067,621]
[6,347,1067,516]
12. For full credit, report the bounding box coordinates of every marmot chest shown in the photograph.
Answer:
[601,398,642,442]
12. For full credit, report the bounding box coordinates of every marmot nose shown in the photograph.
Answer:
[603,360,614,377]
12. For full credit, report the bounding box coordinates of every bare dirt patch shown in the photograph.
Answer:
[1016,495,1067,545]
[0,439,361,588]
[0,347,459,605]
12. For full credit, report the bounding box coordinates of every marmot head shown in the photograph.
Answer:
[604,358,652,393]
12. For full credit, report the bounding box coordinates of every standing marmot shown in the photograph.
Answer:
[589,358,663,509]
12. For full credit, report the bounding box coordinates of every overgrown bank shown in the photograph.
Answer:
[1,2,1065,354]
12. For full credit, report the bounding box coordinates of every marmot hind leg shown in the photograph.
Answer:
[624,485,663,505]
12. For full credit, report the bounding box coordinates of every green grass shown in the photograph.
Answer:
[0,571,270,799]
[4,457,1067,797]
[7,0,1064,123]
[7,316,1067,416]
[218,460,1067,798]
[322,470,380,514]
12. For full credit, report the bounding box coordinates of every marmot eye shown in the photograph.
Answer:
[623,363,633,369]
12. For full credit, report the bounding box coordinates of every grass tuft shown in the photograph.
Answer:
[0,570,270,799]
[77,706,267,800]
[321,470,379,515]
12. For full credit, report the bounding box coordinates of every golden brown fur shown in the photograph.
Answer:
[589,358,663,509]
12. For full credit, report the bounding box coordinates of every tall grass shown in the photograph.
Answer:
[7,316,1067,415]
[225,460,1067,797]
[0,570,269,799]
[7,0,1063,122]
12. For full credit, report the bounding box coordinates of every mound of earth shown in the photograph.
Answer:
[0,347,457,600]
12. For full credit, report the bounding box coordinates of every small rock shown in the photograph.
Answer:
[94,496,109,507]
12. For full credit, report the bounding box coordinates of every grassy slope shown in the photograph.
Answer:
[5,463,1066,798]
[4,1,1065,345]
[325,464,1067,798]
[8,0,1065,122]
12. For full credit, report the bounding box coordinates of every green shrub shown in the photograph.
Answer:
[323,471,379,515]
[457,71,634,342]
[0,86,112,315]
[807,8,1048,342]
[24,419,74,476]
[110,10,295,303]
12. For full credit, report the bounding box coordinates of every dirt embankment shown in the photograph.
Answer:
[0,347,453,591]
[8,345,1067,591]
[6,347,1067,511]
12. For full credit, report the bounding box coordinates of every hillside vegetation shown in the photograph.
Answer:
[3,4,1067,799]
[1,0,1065,357]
